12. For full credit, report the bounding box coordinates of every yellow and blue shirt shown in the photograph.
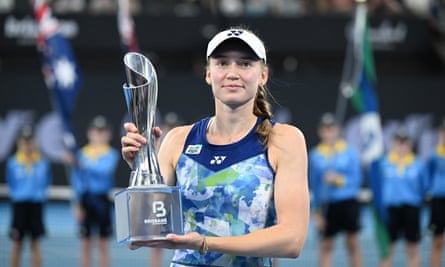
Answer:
[71,144,119,198]
[6,151,51,202]
[376,151,428,206]
[309,140,362,209]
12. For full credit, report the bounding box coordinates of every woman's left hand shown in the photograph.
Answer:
[128,232,204,251]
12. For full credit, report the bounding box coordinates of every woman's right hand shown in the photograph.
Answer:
[121,122,147,169]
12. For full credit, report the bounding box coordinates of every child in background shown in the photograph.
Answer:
[6,125,52,267]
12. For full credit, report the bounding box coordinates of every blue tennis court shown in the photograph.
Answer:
[0,200,441,267]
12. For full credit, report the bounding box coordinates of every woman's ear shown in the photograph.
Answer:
[260,66,269,86]
[205,69,211,85]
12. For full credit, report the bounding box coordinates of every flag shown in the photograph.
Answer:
[33,0,82,152]
[336,0,388,259]
[117,0,139,53]
[368,158,390,259]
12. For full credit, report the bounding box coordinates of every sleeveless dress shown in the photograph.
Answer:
[170,117,276,267]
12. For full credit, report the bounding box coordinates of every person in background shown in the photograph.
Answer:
[374,127,428,267]
[309,112,363,267]
[121,26,310,266]
[6,125,52,267]
[427,118,445,267]
[160,111,183,141]
[71,115,119,267]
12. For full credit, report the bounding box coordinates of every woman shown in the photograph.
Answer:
[121,27,309,266]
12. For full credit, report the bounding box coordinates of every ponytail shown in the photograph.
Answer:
[253,85,273,147]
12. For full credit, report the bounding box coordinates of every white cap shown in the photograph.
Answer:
[206,29,266,63]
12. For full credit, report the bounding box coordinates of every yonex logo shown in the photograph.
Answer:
[227,30,243,37]
[210,156,226,165]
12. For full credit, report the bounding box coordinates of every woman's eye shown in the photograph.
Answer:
[239,61,252,68]
[216,61,228,67]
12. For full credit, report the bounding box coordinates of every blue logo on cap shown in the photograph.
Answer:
[227,30,243,37]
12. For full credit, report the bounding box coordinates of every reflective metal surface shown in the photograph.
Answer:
[123,52,163,186]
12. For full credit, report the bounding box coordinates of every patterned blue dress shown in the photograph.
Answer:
[170,117,276,267]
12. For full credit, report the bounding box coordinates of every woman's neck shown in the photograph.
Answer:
[207,113,257,145]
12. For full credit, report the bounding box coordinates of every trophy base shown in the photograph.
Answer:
[114,185,183,244]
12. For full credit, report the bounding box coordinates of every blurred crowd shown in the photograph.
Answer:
[0,0,443,19]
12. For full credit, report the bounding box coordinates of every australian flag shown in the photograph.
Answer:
[34,0,82,151]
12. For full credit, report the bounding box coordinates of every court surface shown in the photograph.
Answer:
[0,200,442,267]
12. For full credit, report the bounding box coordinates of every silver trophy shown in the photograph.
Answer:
[114,52,183,244]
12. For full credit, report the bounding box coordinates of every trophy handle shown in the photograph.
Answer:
[123,52,164,186]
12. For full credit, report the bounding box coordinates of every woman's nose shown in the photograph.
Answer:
[226,63,239,79]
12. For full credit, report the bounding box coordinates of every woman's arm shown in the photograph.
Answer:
[157,125,192,186]
[121,122,191,186]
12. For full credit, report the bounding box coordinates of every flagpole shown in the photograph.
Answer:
[334,50,352,125]
[334,0,367,125]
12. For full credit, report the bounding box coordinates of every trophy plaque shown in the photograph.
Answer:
[114,52,183,244]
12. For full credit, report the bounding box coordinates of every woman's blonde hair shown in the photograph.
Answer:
[254,84,273,147]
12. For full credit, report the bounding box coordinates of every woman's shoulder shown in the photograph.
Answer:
[267,122,308,174]
[269,123,307,155]
[163,124,194,143]
[270,123,306,143]
[163,117,211,142]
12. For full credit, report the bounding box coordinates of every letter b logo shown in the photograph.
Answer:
[152,201,166,218]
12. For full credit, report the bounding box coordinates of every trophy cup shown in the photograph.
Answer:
[114,52,183,244]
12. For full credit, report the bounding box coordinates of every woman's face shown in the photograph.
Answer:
[206,49,268,108]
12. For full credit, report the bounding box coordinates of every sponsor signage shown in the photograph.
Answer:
[1,14,433,56]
